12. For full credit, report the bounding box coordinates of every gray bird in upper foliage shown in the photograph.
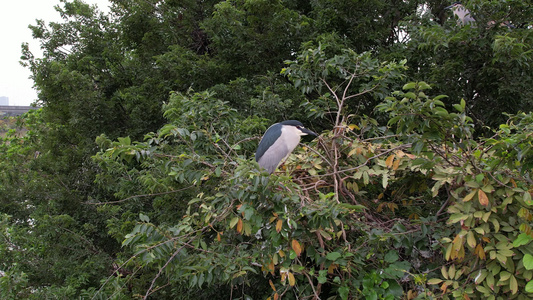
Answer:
[255,120,317,174]
[445,2,515,28]
[445,2,476,26]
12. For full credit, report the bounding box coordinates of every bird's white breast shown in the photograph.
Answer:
[280,125,302,159]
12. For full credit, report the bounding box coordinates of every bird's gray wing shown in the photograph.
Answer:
[257,138,291,174]
[256,123,293,173]
[256,123,282,162]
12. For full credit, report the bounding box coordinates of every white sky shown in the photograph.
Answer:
[0,0,111,106]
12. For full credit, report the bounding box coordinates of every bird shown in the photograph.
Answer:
[445,2,515,28]
[445,2,476,26]
[255,120,317,174]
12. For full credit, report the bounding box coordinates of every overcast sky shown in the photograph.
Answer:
[0,0,111,106]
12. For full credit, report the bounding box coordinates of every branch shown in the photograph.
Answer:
[85,186,194,205]
[302,271,321,300]
[144,241,189,300]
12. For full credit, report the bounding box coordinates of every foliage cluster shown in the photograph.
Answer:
[1,0,532,299]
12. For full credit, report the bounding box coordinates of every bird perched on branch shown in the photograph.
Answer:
[445,2,476,26]
[445,2,515,28]
[255,120,317,174]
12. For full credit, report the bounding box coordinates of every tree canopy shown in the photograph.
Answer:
[1,0,532,299]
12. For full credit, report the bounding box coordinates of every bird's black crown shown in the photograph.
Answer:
[280,120,304,127]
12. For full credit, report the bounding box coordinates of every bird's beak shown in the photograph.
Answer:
[444,4,455,10]
[301,128,318,137]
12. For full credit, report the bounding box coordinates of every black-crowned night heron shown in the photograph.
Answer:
[445,2,476,26]
[445,2,514,28]
[255,120,317,174]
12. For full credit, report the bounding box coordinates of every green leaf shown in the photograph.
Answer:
[139,213,150,222]
[499,271,511,281]
[338,203,365,211]
[526,280,533,293]
[418,81,431,90]
[326,252,342,261]
[448,213,469,224]
[117,136,131,145]
[524,191,533,206]
[229,217,239,228]
[513,233,533,247]
[384,251,399,263]
[524,254,533,270]
[402,82,416,90]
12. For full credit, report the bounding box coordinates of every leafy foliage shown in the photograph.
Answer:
[1,0,532,299]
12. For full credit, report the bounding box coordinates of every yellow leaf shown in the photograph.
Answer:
[328,263,337,274]
[448,264,456,279]
[352,182,359,193]
[466,231,476,248]
[457,244,465,259]
[276,219,283,233]
[274,293,279,300]
[510,275,518,295]
[385,154,395,168]
[288,272,296,286]
[441,282,448,293]
[217,233,221,242]
[445,243,453,261]
[278,249,285,257]
[268,260,275,275]
[475,243,486,260]
[441,266,448,279]
[427,278,443,285]
[392,158,400,170]
[236,218,243,234]
[463,190,477,202]
[348,124,359,130]
[478,189,489,206]
[269,279,276,291]
[280,271,286,282]
[291,239,302,257]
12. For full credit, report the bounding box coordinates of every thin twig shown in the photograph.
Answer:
[85,186,194,205]
[302,271,321,300]
[144,242,189,300]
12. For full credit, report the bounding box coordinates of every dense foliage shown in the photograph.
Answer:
[1,0,532,299]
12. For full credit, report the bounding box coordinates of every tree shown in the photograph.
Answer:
[401,0,533,132]
[89,46,533,298]
[2,0,532,298]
